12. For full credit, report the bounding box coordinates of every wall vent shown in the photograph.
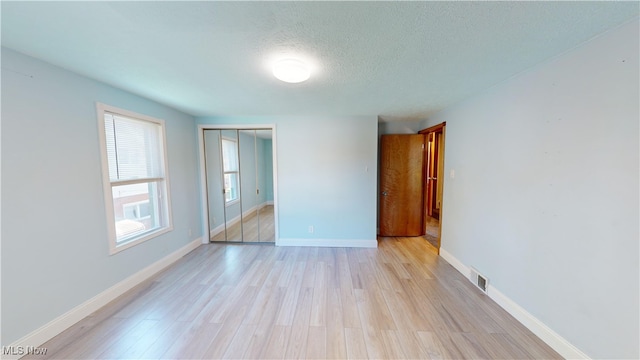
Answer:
[470,267,489,294]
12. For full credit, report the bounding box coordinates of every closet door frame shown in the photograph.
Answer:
[197,124,278,244]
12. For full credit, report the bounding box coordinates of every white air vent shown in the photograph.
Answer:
[470,267,489,294]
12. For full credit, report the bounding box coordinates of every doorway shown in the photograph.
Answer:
[378,134,426,236]
[198,126,277,244]
[419,122,446,252]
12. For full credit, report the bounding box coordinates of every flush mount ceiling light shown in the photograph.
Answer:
[272,59,311,83]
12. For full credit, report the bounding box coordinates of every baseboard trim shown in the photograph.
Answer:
[488,285,589,359]
[439,247,590,359]
[276,238,378,248]
[4,238,202,358]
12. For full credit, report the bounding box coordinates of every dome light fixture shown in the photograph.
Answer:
[272,58,311,83]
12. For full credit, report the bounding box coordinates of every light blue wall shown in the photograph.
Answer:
[1,48,201,345]
[196,116,378,241]
[426,20,639,359]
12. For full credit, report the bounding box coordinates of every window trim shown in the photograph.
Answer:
[97,103,173,254]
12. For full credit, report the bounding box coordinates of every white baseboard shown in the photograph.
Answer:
[4,238,202,359]
[276,238,378,248]
[439,247,590,360]
[488,285,589,359]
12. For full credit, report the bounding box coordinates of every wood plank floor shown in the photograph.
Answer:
[29,237,561,359]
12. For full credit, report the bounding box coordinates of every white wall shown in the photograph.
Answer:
[427,19,639,359]
[1,48,201,345]
[197,116,378,245]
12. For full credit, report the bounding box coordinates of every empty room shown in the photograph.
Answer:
[1,2,638,359]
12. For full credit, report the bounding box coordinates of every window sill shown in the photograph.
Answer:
[225,199,240,207]
[109,226,173,255]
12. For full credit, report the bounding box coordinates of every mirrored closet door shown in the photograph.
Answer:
[203,128,275,243]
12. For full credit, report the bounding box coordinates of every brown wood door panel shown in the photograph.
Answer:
[379,134,425,236]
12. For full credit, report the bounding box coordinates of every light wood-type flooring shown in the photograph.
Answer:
[211,205,275,243]
[29,237,561,359]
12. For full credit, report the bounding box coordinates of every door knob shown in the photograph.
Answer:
[382,191,388,196]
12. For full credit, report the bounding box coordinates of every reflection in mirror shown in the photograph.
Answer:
[203,130,227,242]
[220,129,242,242]
[240,130,259,242]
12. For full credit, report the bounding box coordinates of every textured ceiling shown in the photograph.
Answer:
[2,2,638,120]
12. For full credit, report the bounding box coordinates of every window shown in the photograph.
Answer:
[221,138,239,203]
[97,103,172,253]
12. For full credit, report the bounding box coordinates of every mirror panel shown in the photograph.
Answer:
[203,130,227,242]
[220,129,242,242]
[258,131,275,242]
[204,128,275,243]
[240,130,259,242]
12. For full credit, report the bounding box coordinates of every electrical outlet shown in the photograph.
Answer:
[308,225,314,233]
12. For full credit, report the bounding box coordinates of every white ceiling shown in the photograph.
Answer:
[2,2,638,121]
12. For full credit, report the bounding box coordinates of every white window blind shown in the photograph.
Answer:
[104,113,163,181]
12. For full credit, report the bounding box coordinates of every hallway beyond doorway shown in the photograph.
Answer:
[424,215,440,250]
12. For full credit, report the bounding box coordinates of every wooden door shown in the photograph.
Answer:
[379,134,425,236]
